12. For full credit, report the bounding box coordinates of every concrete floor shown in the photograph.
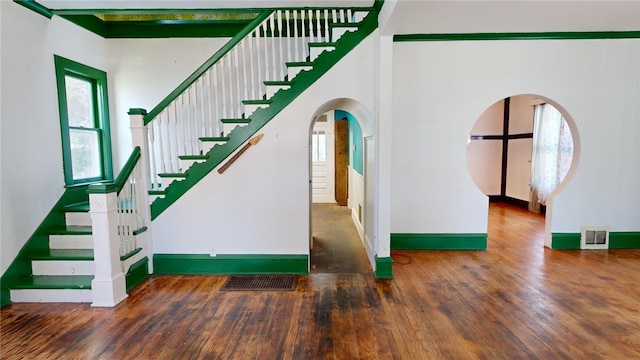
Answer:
[310,203,372,274]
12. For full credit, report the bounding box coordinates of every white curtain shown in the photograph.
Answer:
[529,104,574,213]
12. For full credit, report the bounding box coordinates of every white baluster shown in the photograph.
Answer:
[241,39,248,102]
[220,58,228,120]
[166,105,174,173]
[156,113,166,174]
[332,9,337,25]
[211,68,220,136]
[308,10,314,44]
[233,48,241,117]
[298,10,305,62]
[249,30,257,100]
[261,22,270,81]
[285,10,291,63]
[207,69,214,138]
[277,10,283,80]
[269,13,276,81]
[147,118,157,188]
[185,88,193,155]
[316,10,321,43]
[340,9,345,23]
[199,78,206,142]
[178,95,186,157]
[347,9,353,23]
[324,9,329,42]
[172,102,179,169]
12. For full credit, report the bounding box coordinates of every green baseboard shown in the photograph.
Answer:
[153,254,309,275]
[125,257,149,292]
[1,288,10,308]
[391,233,487,250]
[609,232,640,249]
[375,256,393,279]
[551,233,581,249]
[552,232,640,250]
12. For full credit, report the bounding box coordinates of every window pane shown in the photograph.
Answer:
[65,76,95,128]
[70,129,102,180]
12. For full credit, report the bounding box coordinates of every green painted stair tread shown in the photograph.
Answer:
[10,275,93,289]
[331,22,360,28]
[148,190,166,195]
[242,99,272,105]
[121,247,143,261]
[149,8,378,220]
[178,155,208,160]
[308,42,338,47]
[200,136,230,142]
[285,61,315,67]
[158,173,188,178]
[64,202,90,212]
[31,249,94,260]
[221,118,251,123]
[49,225,93,235]
[264,80,293,86]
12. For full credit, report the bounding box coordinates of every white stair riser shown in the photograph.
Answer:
[49,234,93,250]
[65,212,92,226]
[32,260,94,276]
[266,85,290,99]
[180,158,207,169]
[223,122,249,136]
[353,12,367,22]
[288,66,312,80]
[149,194,164,202]
[332,27,357,42]
[160,177,185,188]
[10,289,92,303]
[310,46,334,61]
[243,104,269,118]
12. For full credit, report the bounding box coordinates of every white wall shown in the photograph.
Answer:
[0,3,108,273]
[107,38,230,170]
[151,34,377,258]
[392,39,640,237]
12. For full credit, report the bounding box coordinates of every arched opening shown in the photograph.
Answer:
[466,95,579,249]
[308,98,376,274]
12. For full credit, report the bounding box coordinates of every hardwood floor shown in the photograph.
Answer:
[2,203,639,359]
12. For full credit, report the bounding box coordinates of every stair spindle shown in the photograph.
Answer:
[324,10,329,42]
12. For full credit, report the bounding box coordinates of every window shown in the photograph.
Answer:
[311,130,326,162]
[54,56,113,185]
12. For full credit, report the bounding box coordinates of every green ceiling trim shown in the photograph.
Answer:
[13,0,53,19]
[394,31,640,42]
[51,7,372,16]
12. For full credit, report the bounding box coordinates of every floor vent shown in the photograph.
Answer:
[220,275,296,291]
[581,227,609,249]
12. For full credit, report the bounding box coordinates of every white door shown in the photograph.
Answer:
[311,113,335,203]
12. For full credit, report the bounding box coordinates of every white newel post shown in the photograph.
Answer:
[89,189,128,307]
[129,108,154,273]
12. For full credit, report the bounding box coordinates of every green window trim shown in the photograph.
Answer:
[54,55,113,186]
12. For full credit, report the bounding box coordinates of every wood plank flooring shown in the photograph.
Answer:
[2,202,639,359]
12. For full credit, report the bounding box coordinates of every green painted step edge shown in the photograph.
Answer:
[308,42,338,47]
[31,249,94,260]
[154,254,308,275]
[200,136,230,142]
[1,186,90,306]
[375,256,393,279]
[390,233,488,250]
[285,61,314,67]
[331,22,360,28]
[148,190,166,195]
[126,257,149,292]
[150,8,379,220]
[264,81,292,86]
[9,275,93,290]
[179,155,208,160]
[221,118,251,123]
[64,201,90,212]
[158,173,188,178]
[393,31,640,42]
[242,99,272,105]
[121,247,144,261]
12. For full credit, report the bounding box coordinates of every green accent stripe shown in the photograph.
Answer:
[394,31,640,42]
[375,256,393,279]
[150,8,379,219]
[154,254,308,275]
[144,11,272,123]
[51,7,372,16]
[125,257,149,292]
[13,0,53,19]
[391,233,487,250]
[609,232,640,249]
[128,108,148,116]
[551,233,581,250]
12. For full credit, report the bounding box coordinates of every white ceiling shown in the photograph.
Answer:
[382,0,640,35]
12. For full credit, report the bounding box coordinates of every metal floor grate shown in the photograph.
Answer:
[220,275,297,291]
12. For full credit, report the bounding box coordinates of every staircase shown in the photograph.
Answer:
[138,7,378,219]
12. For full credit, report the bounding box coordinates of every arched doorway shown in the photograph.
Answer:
[308,98,377,273]
[466,94,579,249]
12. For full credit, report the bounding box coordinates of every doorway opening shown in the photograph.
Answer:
[466,94,579,249]
[308,100,374,274]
